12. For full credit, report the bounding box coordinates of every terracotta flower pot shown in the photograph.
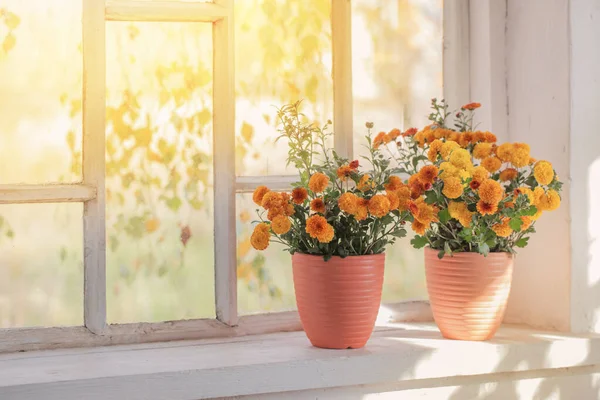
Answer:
[292,253,385,349]
[424,247,514,341]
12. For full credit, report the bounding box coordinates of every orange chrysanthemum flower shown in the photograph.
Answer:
[338,192,359,214]
[384,175,404,192]
[373,131,390,149]
[354,198,369,221]
[492,218,513,237]
[521,216,534,230]
[462,102,481,110]
[357,174,376,192]
[271,215,291,235]
[478,179,504,204]
[308,172,329,193]
[291,187,308,204]
[473,143,493,160]
[310,197,326,214]
[253,185,270,206]
[261,191,284,210]
[476,200,498,216]
[413,202,437,225]
[442,177,464,199]
[481,156,502,173]
[396,187,411,211]
[368,194,391,218]
[337,165,354,180]
[484,132,497,143]
[496,143,514,163]
[411,219,427,235]
[305,215,335,243]
[250,223,270,250]
[386,191,400,210]
[499,168,518,182]
[388,128,401,140]
[402,127,418,137]
[418,165,439,184]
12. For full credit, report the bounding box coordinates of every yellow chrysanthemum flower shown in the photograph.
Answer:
[538,189,561,211]
[308,172,330,193]
[533,161,554,185]
[271,215,291,235]
[515,187,535,204]
[533,186,545,206]
[439,162,459,181]
[492,218,513,237]
[442,177,464,199]
[510,143,531,168]
[440,141,461,160]
[250,223,270,250]
[448,201,469,219]
[478,179,504,204]
[481,156,502,173]
[457,211,474,227]
[449,148,473,170]
[368,194,391,218]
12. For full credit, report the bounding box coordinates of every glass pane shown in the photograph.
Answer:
[352,0,442,302]
[237,194,296,315]
[0,204,83,328]
[106,22,215,323]
[0,1,82,183]
[234,0,333,176]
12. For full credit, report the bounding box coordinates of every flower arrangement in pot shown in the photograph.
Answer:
[249,102,413,349]
[377,99,563,341]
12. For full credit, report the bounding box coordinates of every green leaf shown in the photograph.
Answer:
[438,209,451,224]
[411,235,429,249]
[425,190,438,204]
[391,228,407,238]
[515,237,529,248]
[444,241,452,256]
[479,242,490,256]
[166,197,182,211]
[437,250,445,259]
[509,217,523,232]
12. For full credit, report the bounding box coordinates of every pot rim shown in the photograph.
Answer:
[424,246,513,259]
[292,252,385,260]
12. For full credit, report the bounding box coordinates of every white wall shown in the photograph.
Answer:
[569,0,600,333]
[502,0,572,331]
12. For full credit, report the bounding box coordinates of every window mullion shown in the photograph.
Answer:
[332,0,354,160]
[82,0,107,334]
[213,0,237,326]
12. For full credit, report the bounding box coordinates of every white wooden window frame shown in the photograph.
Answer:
[0,0,460,354]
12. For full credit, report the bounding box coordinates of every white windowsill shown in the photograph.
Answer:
[1,323,600,400]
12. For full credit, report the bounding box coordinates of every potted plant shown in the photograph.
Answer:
[249,102,416,349]
[378,99,563,340]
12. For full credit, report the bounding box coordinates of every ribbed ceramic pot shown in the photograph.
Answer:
[424,247,514,341]
[292,253,385,349]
